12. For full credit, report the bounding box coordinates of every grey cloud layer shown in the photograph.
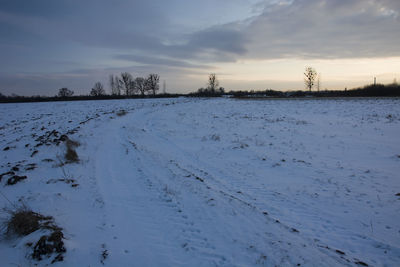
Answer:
[1,0,399,65]
[243,0,400,59]
[0,0,399,95]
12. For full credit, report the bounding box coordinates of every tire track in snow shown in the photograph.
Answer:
[111,106,351,266]
[94,111,229,266]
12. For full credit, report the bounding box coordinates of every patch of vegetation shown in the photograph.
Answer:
[116,109,127,116]
[65,138,80,163]
[100,244,109,265]
[354,260,369,266]
[6,209,52,236]
[3,207,66,263]
[46,178,79,187]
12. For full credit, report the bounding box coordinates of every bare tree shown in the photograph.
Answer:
[116,76,123,95]
[135,77,146,96]
[109,74,121,95]
[207,73,219,92]
[304,67,317,92]
[58,87,74,97]
[90,82,105,96]
[145,74,160,96]
[316,73,321,92]
[121,72,135,95]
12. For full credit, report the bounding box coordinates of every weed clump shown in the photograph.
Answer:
[64,138,80,163]
[4,207,66,263]
[116,109,127,116]
[6,210,50,236]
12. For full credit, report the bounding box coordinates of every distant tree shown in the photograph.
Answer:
[90,82,106,96]
[58,87,74,97]
[0,92,5,99]
[197,88,205,94]
[109,74,121,96]
[116,76,124,95]
[145,74,160,95]
[109,74,115,95]
[121,72,135,95]
[316,73,321,92]
[207,73,219,92]
[304,67,317,92]
[135,77,146,96]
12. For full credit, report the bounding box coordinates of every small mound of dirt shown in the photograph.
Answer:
[32,230,66,261]
[6,175,27,185]
[116,110,127,116]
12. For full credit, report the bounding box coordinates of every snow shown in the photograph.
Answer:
[0,97,399,266]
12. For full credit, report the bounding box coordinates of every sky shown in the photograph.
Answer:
[0,0,399,96]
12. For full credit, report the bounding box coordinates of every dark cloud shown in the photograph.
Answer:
[187,26,247,55]
[113,54,212,69]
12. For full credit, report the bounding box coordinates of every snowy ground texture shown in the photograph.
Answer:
[0,97,399,266]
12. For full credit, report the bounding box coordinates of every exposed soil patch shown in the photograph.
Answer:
[116,109,127,116]
[47,178,79,187]
[32,230,66,262]
[6,175,27,185]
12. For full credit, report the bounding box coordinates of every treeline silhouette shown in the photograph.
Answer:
[190,83,400,98]
[1,83,399,103]
[0,93,184,103]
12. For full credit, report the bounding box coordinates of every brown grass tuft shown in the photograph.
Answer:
[116,109,127,116]
[4,207,66,262]
[64,138,80,163]
[6,209,52,236]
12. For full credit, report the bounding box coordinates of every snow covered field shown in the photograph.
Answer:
[0,97,399,266]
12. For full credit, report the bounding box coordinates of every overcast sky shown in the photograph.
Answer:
[1,0,399,95]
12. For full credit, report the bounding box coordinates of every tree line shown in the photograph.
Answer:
[109,73,160,96]
[1,70,400,103]
[57,73,160,98]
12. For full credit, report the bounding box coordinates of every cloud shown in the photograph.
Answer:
[241,0,400,59]
[1,0,399,62]
[113,54,213,69]
[0,0,399,95]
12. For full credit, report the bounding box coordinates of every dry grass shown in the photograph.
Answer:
[5,208,53,237]
[65,138,80,163]
[116,109,127,116]
[3,207,66,262]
